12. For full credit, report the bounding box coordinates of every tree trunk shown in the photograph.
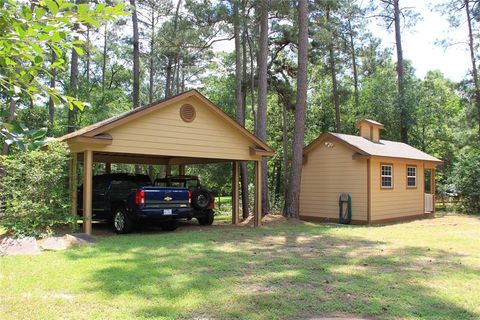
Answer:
[165,0,182,99]
[67,0,81,134]
[48,50,57,128]
[275,159,282,206]
[86,27,91,98]
[327,9,341,133]
[149,9,155,104]
[348,19,360,110]
[175,58,181,94]
[285,0,308,218]
[165,58,173,98]
[67,39,78,133]
[393,0,407,143]
[256,0,269,215]
[282,101,289,202]
[130,0,140,109]
[2,100,16,155]
[465,0,480,134]
[102,23,108,102]
[247,31,257,129]
[234,1,250,219]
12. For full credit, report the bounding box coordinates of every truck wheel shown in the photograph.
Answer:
[112,207,133,234]
[198,210,214,226]
[161,221,178,231]
[191,189,211,211]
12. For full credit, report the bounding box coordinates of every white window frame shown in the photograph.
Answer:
[381,164,393,189]
[407,165,417,188]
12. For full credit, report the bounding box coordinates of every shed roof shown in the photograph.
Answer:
[304,132,442,163]
[355,119,385,129]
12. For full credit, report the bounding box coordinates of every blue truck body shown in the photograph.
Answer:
[78,173,214,233]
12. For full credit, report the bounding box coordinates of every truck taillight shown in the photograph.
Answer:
[208,193,215,209]
[135,190,145,205]
[188,191,192,205]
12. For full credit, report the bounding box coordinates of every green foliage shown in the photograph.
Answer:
[0,0,126,107]
[0,0,126,149]
[452,145,480,214]
[0,141,73,237]
[1,119,49,151]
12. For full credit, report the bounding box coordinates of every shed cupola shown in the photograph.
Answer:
[356,119,384,143]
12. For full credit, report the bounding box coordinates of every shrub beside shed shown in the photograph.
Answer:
[300,119,442,224]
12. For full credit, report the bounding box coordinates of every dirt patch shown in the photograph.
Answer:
[236,214,307,227]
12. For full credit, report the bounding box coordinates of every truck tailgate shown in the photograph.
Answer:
[141,187,189,208]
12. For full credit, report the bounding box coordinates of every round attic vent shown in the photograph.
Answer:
[180,104,196,122]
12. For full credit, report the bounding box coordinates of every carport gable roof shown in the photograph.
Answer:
[59,89,274,155]
[304,132,442,164]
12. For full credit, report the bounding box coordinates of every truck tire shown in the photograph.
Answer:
[161,221,178,231]
[112,207,134,234]
[191,189,211,211]
[198,210,214,226]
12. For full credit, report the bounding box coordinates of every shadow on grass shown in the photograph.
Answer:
[63,223,479,320]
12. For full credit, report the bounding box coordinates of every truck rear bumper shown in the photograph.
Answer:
[134,207,200,220]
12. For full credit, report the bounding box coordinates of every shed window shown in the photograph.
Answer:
[381,164,393,188]
[407,166,417,188]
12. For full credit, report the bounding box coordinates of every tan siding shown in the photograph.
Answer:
[370,159,425,221]
[359,125,371,140]
[300,142,368,222]
[88,96,258,160]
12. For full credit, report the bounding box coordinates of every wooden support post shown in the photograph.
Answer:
[83,150,93,235]
[254,160,262,227]
[366,159,371,224]
[105,162,111,174]
[69,153,78,218]
[232,161,240,224]
[166,165,171,177]
[432,168,436,214]
[179,164,185,176]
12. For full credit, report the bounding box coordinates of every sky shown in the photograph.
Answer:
[214,1,471,82]
[370,0,470,82]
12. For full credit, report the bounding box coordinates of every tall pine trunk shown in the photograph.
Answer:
[67,42,78,133]
[285,0,308,218]
[130,0,140,109]
[327,9,341,133]
[282,102,289,203]
[2,100,16,155]
[465,0,480,134]
[256,0,269,215]
[149,9,155,104]
[102,23,108,103]
[67,0,83,133]
[165,0,182,99]
[347,19,360,110]
[393,0,407,143]
[234,1,250,219]
[48,50,57,129]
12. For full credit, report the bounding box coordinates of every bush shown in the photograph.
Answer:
[452,145,480,214]
[0,141,73,238]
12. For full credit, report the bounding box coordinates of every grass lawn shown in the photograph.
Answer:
[1,214,479,320]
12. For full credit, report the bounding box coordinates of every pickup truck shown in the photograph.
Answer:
[78,173,215,234]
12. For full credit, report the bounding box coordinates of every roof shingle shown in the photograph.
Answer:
[307,132,442,163]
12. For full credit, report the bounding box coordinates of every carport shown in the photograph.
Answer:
[58,90,274,234]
